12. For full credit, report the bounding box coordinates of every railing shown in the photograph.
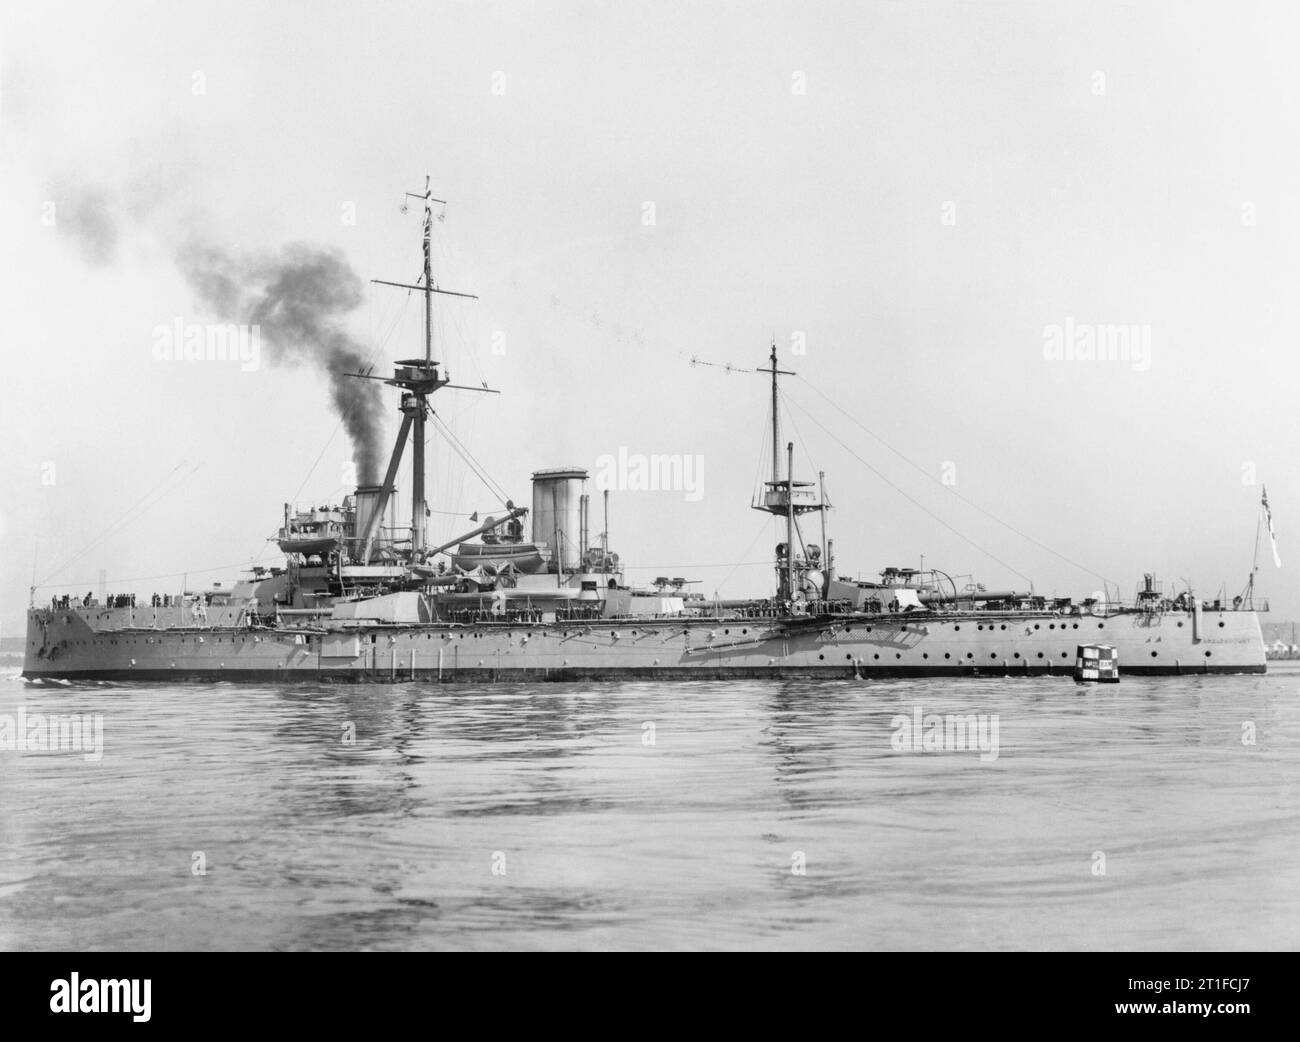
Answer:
[447,608,545,624]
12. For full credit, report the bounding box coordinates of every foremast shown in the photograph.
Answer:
[364,176,489,566]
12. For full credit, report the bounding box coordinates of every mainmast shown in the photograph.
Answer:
[769,341,782,485]
[690,344,832,606]
[749,344,827,605]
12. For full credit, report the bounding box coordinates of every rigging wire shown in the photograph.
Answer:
[435,229,489,389]
[435,415,508,506]
[35,462,204,588]
[35,553,286,591]
[781,393,1035,584]
[715,521,776,593]
[429,413,512,510]
[778,395,829,565]
[446,395,484,535]
[793,373,1114,587]
[778,386,822,485]
[752,392,773,505]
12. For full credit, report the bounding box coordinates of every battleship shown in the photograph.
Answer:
[24,181,1268,681]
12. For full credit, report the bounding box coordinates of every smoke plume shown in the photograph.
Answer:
[62,189,120,267]
[177,243,385,484]
[53,182,386,485]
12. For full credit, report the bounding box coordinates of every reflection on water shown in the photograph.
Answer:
[1,665,1297,950]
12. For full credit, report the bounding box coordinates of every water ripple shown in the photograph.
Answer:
[1,666,1297,949]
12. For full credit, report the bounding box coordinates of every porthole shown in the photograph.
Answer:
[990,652,998,659]
[1205,650,1212,657]
[1151,651,1158,657]
[966,652,973,659]
[922,653,929,659]
[944,652,951,659]
[895,653,901,659]
[818,654,824,660]
[1061,652,1068,658]
[1013,652,1020,659]
[872,653,879,660]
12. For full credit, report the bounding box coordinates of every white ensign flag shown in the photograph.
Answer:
[1263,485,1282,568]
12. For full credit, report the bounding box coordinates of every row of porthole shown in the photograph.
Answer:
[823,651,1065,661]
[58,615,1236,644]
[818,649,1216,661]
[378,625,1223,645]
[46,643,1220,662]
[385,616,1221,642]
[717,619,1183,638]
[62,617,1231,648]
[64,622,1231,650]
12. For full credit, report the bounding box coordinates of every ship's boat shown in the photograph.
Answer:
[450,544,544,571]
[277,531,342,556]
[277,509,347,555]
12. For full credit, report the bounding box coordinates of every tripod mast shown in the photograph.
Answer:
[361,176,492,565]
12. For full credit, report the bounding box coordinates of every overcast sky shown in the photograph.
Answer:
[2,0,1297,636]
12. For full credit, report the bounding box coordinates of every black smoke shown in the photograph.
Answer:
[53,181,385,484]
[177,243,385,484]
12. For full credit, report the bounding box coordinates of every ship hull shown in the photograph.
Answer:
[23,605,1267,681]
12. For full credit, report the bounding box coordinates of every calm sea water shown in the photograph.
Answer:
[1,664,1297,951]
